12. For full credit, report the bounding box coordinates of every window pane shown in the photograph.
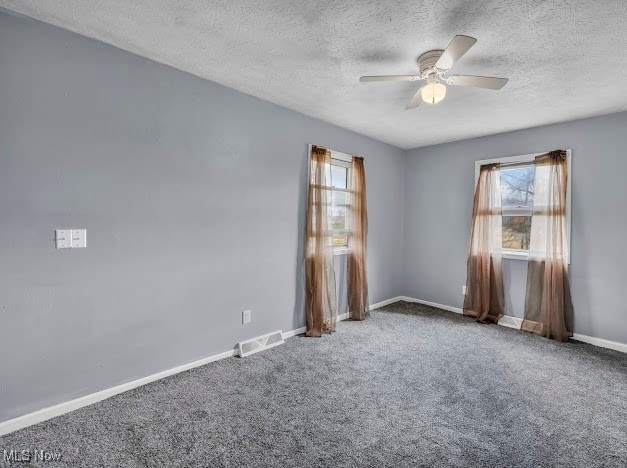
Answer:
[331,190,349,206]
[502,216,532,250]
[330,165,348,189]
[329,162,349,249]
[329,205,347,231]
[501,166,534,207]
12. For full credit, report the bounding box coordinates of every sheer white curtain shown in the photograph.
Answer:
[305,145,337,337]
[522,151,573,341]
[347,156,369,320]
[463,163,505,323]
[528,152,569,263]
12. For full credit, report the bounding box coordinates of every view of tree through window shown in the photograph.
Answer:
[500,165,534,250]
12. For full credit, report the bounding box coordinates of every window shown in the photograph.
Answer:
[308,146,352,254]
[328,155,351,252]
[475,151,571,260]
[500,164,534,252]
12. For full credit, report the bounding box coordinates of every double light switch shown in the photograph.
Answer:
[55,229,87,249]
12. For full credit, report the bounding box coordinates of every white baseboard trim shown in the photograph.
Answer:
[397,296,463,314]
[370,296,404,310]
[0,348,237,437]
[4,295,624,436]
[283,297,396,339]
[572,333,627,353]
[282,313,353,339]
[282,326,307,339]
[0,307,375,436]
[398,296,627,354]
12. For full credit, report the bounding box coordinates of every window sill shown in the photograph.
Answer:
[499,250,571,264]
[502,250,529,261]
[333,248,349,256]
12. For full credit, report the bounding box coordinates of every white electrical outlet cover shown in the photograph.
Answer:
[242,309,252,324]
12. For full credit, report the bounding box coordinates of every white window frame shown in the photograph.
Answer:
[307,145,353,256]
[474,149,572,262]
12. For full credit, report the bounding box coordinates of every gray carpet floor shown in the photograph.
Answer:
[1,301,626,467]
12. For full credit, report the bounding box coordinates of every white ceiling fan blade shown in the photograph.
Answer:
[360,75,420,82]
[448,75,508,90]
[405,86,424,109]
[435,35,477,70]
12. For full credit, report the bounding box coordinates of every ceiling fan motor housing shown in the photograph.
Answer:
[417,50,444,76]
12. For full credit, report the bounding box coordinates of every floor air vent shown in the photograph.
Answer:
[237,331,284,357]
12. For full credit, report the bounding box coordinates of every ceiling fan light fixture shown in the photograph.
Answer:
[421,80,446,104]
[359,35,508,110]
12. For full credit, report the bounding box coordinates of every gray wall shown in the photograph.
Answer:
[403,111,627,344]
[0,11,405,422]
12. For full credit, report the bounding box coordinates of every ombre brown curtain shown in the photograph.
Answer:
[463,163,505,323]
[522,150,573,341]
[305,145,337,337]
[347,156,369,320]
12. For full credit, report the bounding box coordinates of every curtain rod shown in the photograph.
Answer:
[479,160,533,170]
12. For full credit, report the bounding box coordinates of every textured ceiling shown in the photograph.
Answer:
[2,0,627,149]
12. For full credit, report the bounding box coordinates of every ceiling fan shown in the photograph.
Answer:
[360,35,508,109]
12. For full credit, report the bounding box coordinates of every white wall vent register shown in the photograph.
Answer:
[237,331,284,357]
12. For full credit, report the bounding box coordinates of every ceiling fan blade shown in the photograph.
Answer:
[448,75,508,90]
[405,86,424,109]
[360,75,420,82]
[435,35,477,70]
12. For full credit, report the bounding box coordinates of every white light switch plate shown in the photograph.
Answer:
[55,229,72,249]
[71,229,87,248]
